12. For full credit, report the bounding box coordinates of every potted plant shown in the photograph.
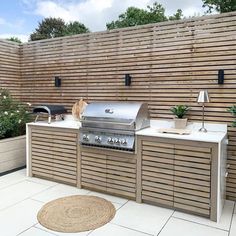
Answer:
[228,105,236,126]
[0,89,31,174]
[170,105,189,129]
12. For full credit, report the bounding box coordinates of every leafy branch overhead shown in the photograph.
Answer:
[106,2,183,30]
[30,17,90,41]
[202,0,236,13]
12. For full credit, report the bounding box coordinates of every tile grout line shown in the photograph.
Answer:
[227,201,236,236]
[109,222,154,236]
[171,215,229,232]
[0,183,56,213]
[156,210,175,236]
[16,223,39,236]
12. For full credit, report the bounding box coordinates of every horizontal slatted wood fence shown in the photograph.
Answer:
[0,40,20,98]
[1,11,236,200]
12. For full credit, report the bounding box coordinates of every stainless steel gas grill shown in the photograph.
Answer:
[80,102,150,152]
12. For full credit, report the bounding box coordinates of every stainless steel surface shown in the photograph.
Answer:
[197,90,210,103]
[80,102,150,152]
[197,90,210,132]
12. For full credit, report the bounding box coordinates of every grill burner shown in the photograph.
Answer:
[33,105,67,124]
[80,102,150,152]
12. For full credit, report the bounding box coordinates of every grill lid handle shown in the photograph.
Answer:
[105,108,114,114]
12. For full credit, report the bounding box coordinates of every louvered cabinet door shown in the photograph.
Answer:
[31,128,78,186]
[106,154,136,199]
[141,141,174,207]
[174,144,212,217]
[81,150,107,192]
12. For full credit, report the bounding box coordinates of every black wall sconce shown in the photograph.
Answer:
[125,74,132,86]
[218,69,224,84]
[55,76,61,87]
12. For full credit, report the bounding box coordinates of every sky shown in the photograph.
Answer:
[0,0,206,42]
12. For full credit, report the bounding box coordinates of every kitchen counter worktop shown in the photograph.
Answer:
[27,115,80,130]
[136,120,227,144]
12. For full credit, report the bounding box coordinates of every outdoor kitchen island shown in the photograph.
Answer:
[26,118,227,222]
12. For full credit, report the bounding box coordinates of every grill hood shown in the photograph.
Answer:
[81,102,150,131]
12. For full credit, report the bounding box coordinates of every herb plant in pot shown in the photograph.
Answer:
[170,105,189,129]
[228,105,236,126]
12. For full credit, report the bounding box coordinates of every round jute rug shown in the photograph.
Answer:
[37,195,116,233]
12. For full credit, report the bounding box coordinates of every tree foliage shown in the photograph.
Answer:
[7,37,22,43]
[30,17,90,41]
[106,2,183,30]
[202,0,236,13]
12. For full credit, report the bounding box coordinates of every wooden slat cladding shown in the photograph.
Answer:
[0,40,20,99]
[31,128,78,186]
[1,12,236,200]
[142,141,174,207]
[81,148,137,199]
[141,140,212,217]
[174,144,211,217]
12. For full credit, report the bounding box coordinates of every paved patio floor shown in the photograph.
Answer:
[0,169,235,236]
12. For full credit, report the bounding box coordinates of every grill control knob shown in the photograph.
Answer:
[95,136,102,143]
[107,137,114,144]
[121,139,127,145]
[83,134,89,141]
[114,138,120,145]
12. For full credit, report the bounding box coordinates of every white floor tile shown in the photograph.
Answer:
[0,169,27,190]
[90,223,150,236]
[0,180,50,210]
[36,223,91,236]
[0,199,43,236]
[111,201,174,235]
[173,200,235,230]
[229,214,236,236]
[19,227,55,236]
[88,191,128,205]
[26,177,59,187]
[31,184,90,203]
[159,217,228,236]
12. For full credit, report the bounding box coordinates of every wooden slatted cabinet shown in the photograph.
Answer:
[28,125,79,186]
[81,147,137,199]
[138,136,220,221]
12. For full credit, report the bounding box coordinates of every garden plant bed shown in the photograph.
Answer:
[0,135,26,174]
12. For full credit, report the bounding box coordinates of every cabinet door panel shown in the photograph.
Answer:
[142,141,174,207]
[174,144,211,217]
[31,128,78,186]
[81,151,106,191]
[106,155,136,199]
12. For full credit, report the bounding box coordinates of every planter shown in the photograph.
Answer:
[174,118,188,129]
[0,135,26,174]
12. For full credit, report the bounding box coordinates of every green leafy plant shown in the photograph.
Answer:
[228,105,236,126]
[0,89,31,139]
[170,105,189,119]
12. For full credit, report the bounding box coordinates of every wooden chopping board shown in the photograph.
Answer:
[158,128,191,135]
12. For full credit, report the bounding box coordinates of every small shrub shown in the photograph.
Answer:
[0,89,31,139]
[170,105,189,119]
[228,105,236,127]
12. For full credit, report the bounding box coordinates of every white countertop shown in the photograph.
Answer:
[27,115,80,130]
[136,120,227,143]
[27,117,227,143]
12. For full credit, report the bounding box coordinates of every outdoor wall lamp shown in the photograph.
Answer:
[125,74,132,86]
[55,76,61,87]
[197,90,210,132]
[218,69,224,84]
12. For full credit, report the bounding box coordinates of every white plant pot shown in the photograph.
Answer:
[174,118,188,129]
[0,135,26,174]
